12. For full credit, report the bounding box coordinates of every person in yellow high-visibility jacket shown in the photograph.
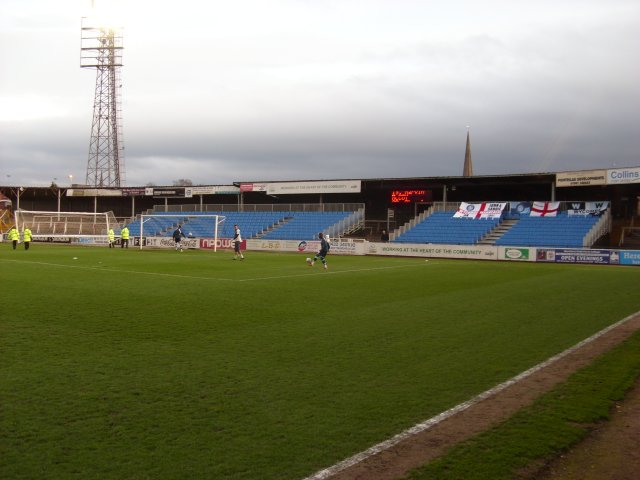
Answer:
[8,226,19,250]
[120,226,130,248]
[108,228,115,248]
[22,227,33,250]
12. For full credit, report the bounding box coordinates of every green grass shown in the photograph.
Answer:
[404,330,640,480]
[1,245,639,479]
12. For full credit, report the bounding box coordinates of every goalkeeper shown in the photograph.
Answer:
[308,232,330,269]
[173,225,186,252]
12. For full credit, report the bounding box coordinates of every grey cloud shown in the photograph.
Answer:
[2,0,639,187]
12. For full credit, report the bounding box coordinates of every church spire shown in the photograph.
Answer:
[463,127,473,177]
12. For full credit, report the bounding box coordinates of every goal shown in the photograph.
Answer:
[137,214,226,251]
[14,210,118,242]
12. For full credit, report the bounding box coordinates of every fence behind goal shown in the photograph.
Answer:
[15,210,119,240]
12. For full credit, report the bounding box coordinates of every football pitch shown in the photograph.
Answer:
[2,245,640,479]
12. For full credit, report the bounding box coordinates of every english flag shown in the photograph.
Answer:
[530,201,560,217]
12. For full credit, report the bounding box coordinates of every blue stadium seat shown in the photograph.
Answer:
[124,210,354,240]
[393,211,501,245]
[495,213,600,248]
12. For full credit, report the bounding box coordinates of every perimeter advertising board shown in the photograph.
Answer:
[125,237,245,250]
[535,248,615,265]
[498,247,534,261]
[200,238,246,250]
[246,238,365,255]
[368,242,497,260]
[76,237,109,246]
[145,237,200,249]
[619,250,640,265]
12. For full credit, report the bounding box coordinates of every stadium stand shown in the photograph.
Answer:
[123,202,606,247]
[124,209,359,241]
[258,211,353,240]
[495,212,601,248]
[391,204,607,248]
[393,211,501,245]
[127,215,176,237]
[127,212,286,239]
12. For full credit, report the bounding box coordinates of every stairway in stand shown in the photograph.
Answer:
[477,219,518,245]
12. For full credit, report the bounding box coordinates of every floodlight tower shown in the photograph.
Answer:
[80,15,125,187]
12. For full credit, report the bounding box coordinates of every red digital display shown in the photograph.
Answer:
[390,189,429,204]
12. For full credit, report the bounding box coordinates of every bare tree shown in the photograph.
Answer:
[173,179,193,186]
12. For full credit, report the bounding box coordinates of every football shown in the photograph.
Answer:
[306,257,311,263]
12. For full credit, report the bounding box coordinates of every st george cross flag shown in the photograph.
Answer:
[530,201,560,217]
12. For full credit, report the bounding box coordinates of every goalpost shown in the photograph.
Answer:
[14,210,118,242]
[138,214,226,251]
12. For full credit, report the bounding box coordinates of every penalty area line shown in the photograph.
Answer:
[302,310,640,480]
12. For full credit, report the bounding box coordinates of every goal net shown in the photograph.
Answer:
[14,210,118,241]
[137,214,226,251]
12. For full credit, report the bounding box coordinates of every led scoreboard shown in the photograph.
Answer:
[390,189,430,204]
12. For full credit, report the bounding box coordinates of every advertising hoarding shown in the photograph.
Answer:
[266,180,361,195]
[556,170,607,187]
[606,167,640,185]
[368,242,497,260]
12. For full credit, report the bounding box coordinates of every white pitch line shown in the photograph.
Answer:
[0,258,235,282]
[303,310,640,480]
[0,258,425,283]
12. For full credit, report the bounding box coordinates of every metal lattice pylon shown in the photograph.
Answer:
[81,19,125,187]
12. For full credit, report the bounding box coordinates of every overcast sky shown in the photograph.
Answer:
[1,0,639,187]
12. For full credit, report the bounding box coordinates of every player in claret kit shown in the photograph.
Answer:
[307,232,330,269]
